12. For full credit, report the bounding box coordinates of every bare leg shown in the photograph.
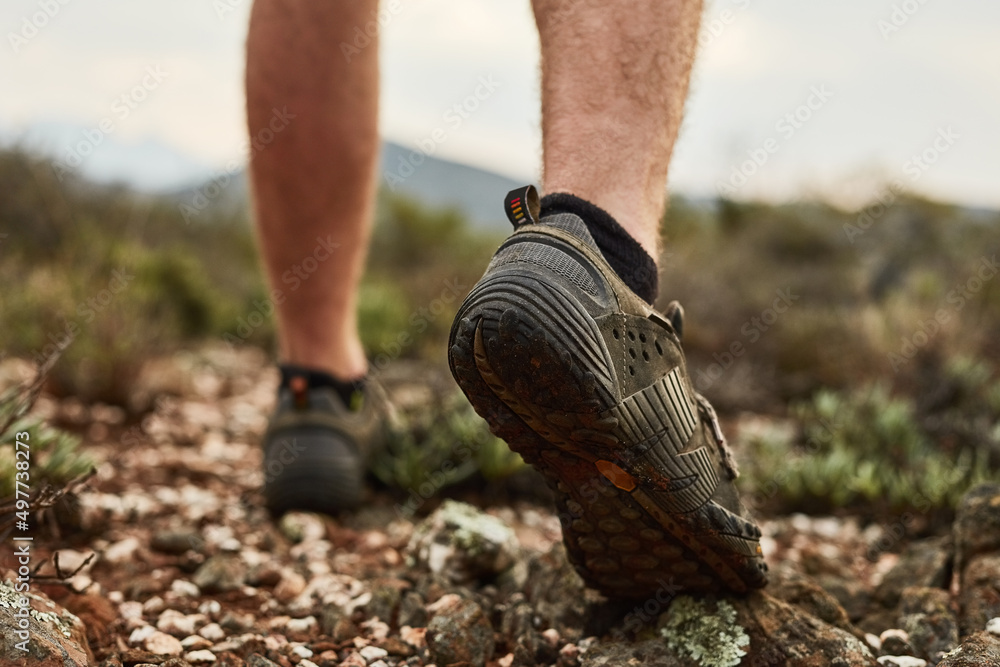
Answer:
[532,0,703,258]
[246,0,379,380]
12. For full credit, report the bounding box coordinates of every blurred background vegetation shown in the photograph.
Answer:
[1,146,998,520]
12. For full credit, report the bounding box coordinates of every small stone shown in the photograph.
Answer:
[987,617,1000,636]
[937,631,1000,666]
[142,596,165,614]
[186,649,218,663]
[876,658,926,667]
[542,628,560,649]
[339,652,366,667]
[291,644,313,658]
[407,500,518,583]
[152,529,206,555]
[359,645,388,661]
[193,554,247,593]
[120,601,144,620]
[171,579,200,597]
[182,634,213,650]
[879,629,913,657]
[199,600,222,617]
[426,595,495,667]
[274,570,307,603]
[400,625,427,649]
[368,662,387,667]
[103,537,141,564]
[286,615,317,636]
[129,625,156,645]
[279,512,327,543]
[199,622,226,641]
[246,653,280,667]
[158,609,206,637]
[145,630,185,656]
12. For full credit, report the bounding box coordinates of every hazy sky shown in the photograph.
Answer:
[3,0,999,208]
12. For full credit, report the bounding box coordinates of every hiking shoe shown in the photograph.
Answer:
[448,186,768,597]
[262,366,384,516]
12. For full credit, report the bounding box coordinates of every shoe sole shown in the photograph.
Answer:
[449,273,765,598]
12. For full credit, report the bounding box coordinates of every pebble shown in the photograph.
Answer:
[274,571,308,603]
[181,635,213,650]
[199,622,226,641]
[142,596,165,614]
[876,657,927,667]
[199,600,222,617]
[291,644,313,658]
[103,537,141,564]
[359,645,388,661]
[157,609,206,637]
[338,652,366,667]
[119,601,143,620]
[145,630,185,656]
[186,649,218,663]
[987,617,1000,636]
[171,579,200,597]
[129,625,156,645]
[286,615,317,634]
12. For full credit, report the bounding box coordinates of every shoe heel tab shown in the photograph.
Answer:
[504,185,540,228]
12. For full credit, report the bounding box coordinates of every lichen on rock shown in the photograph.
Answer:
[660,596,749,667]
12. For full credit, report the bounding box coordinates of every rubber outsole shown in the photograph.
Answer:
[449,273,767,598]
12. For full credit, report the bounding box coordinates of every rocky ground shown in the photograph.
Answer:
[2,345,1000,667]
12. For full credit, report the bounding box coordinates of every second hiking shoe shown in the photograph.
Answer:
[448,186,768,598]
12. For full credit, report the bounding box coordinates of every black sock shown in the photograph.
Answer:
[279,364,366,408]
[539,193,659,304]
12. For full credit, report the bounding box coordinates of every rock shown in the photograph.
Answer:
[0,580,93,667]
[187,649,218,663]
[660,597,749,667]
[199,622,226,641]
[103,537,141,564]
[728,591,878,666]
[246,653,280,667]
[278,512,327,543]
[958,554,1000,637]
[769,568,860,638]
[897,587,959,662]
[158,609,207,637]
[407,500,518,583]
[816,572,872,622]
[272,570,306,603]
[363,578,409,624]
[580,639,683,667]
[874,537,952,608]
[397,591,427,628]
[359,645,388,661]
[193,554,246,593]
[500,595,552,666]
[426,595,496,667]
[171,579,201,598]
[988,617,1000,636]
[937,631,1000,666]
[145,629,185,655]
[152,529,206,555]
[878,629,914,657]
[876,658,926,667]
[339,652,367,667]
[182,634,213,650]
[953,483,1000,572]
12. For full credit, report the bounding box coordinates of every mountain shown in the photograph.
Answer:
[377,142,526,232]
[169,141,526,233]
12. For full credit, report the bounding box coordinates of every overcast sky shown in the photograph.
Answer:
[3,0,999,209]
